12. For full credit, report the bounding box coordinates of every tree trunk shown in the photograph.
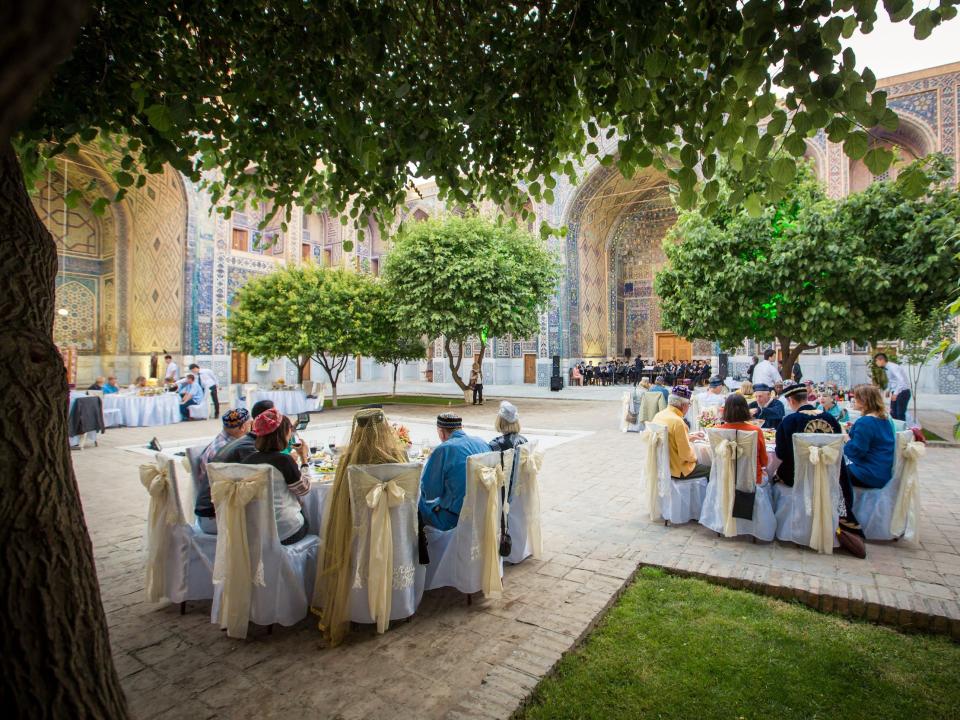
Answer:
[777,337,812,385]
[0,141,129,716]
[392,362,399,397]
[444,338,469,391]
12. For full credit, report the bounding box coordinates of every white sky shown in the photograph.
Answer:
[843,13,960,80]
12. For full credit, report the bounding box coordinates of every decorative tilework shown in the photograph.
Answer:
[537,364,550,387]
[938,365,960,394]
[825,361,849,387]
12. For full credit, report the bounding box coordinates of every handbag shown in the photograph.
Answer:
[498,450,513,557]
[730,430,755,521]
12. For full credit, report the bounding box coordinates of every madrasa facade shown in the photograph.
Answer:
[45,62,960,394]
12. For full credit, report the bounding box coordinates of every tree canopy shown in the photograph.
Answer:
[15,1,960,229]
[655,155,960,373]
[384,214,558,390]
[368,299,427,396]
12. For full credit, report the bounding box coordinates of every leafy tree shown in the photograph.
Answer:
[4,1,959,715]
[656,157,960,375]
[896,300,951,424]
[384,215,558,392]
[226,268,316,383]
[368,297,427,396]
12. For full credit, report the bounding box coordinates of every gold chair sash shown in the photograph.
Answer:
[802,443,840,554]
[891,441,925,542]
[711,433,757,537]
[210,469,269,639]
[139,460,182,603]
[476,464,505,598]
[517,446,545,558]
[640,430,662,521]
[352,468,420,634]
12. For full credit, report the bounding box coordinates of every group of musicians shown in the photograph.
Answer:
[573,357,712,387]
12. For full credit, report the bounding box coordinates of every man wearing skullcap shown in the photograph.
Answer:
[194,407,251,533]
[419,412,490,530]
[651,385,711,480]
[748,383,785,429]
[211,399,275,464]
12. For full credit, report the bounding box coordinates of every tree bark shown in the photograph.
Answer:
[777,336,815,384]
[0,0,90,145]
[0,140,129,717]
[392,362,399,397]
[444,338,469,391]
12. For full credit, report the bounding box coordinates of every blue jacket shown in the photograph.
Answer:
[774,404,842,485]
[844,415,895,488]
[419,430,490,530]
[749,397,785,429]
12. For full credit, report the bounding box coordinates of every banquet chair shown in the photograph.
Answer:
[184,444,206,508]
[242,383,258,401]
[139,453,217,611]
[642,422,707,526]
[187,387,212,420]
[686,393,704,432]
[302,380,316,397]
[772,433,844,553]
[422,450,513,601]
[207,463,319,639]
[639,390,665,424]
[346,462,425,632]
[699,429,775,541]
[621,391,642,433]
[852,430,923,541]
[503,442,544,564]
[68,395,104,449]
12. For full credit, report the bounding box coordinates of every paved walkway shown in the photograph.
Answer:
[73,398,960,720]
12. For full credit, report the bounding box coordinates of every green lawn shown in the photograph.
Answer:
[922,427,945,442]
[518,568,960,720]
[323,393,465,409]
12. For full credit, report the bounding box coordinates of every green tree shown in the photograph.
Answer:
[384,214,558,392]
[897,300,951,424]
[226,267,316,383]
[368,296,427,396]
[4,1,959,714]
[656,157,960,375]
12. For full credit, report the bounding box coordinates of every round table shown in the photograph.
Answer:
[103,393,181,427]
[245,390,319,416]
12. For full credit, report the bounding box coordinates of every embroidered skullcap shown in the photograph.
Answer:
[221,408,249,428]
[252,407,283,436]
[708,375,723,387]
[782,383,808,400]
[436,412,462,429]
[498,401,519,423]
[752,383,771,392]
[670,385,691,400]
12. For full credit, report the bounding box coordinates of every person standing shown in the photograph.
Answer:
[746,355,758,381]
[419,413,490,530]
[873,352,911,421]
[752,348,782,389]
[163,354,178,382]
[186,362,220,417]
[470,361,484,405]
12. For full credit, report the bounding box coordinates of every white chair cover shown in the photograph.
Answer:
[346,463,425,632]
[242,383,258,400]
[422,450,513,598]
[505,443,544,563]
[188,387,211,420]
[640,391,665,424]
[687,393,704,431]
[208,463,319,639]
[772,433,843,553]
[852,430,919,541]
[639,426,667,522]
[621,391,642,433]
[645,422,708,525]
[699,429,775,541]
[139,453,216,604]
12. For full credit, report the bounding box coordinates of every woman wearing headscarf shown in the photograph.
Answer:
[488,401,528,452]
[312,407,408,646]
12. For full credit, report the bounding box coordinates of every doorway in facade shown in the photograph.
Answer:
[655,332,692,362]
[231,350,248,384]
[523,353,537,384]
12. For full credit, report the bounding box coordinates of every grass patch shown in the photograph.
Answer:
[518,568,960,720]
[323,393,465,409]
[922,427,945,442]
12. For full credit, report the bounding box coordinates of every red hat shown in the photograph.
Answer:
[252,407,282,436]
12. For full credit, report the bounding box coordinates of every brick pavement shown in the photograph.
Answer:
[70,398,960,720]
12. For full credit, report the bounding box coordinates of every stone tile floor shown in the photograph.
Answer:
[72,398,960,720]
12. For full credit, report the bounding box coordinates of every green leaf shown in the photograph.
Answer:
[342,240,354,252]
[770,157,797,185]
[144,104,171,133]
[863,146,894,176]
[843,131,869,160]
[744,193,762,217]
[115,171,134,188]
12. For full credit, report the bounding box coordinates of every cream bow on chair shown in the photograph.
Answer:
[891,441,925,542]
[477,464,505,598]
[211,470,269,639]
[713,439,740,538]
[641,430,662,522]
[803,443,840,554]
[517,447,545,558]
[140,460,183,603]
[354,468,420,634]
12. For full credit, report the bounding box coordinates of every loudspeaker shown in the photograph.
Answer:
[624,347,632,360]
[552,355,560,377]
[550,376,563,392]
[718,353,729,380]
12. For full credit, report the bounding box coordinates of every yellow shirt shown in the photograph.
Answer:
[651,405,696,478]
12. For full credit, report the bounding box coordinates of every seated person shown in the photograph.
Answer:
[315,407,409,647]
[131,376,148,390]
[651,386,710,480]
[700,375,727,407]
[242,408,311,545]
[749,383,785,429]
[103,376,120,394]
[774,383,865,551]
[211,400,275,463]
[843,384,895,490]
[571,365,582,386]
[489,401,528,451]
[194,409,251,534]
[716,394,768,484]
[817,391,849,423]
[178,373,202,420]
[650,375,669,402]
[737,380,754,403]
[419,412,490,530]
[87,376,105,391]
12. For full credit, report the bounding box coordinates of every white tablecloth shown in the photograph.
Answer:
[302,478,333,534]
[103,393,181,427]
[243,390,319,416]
